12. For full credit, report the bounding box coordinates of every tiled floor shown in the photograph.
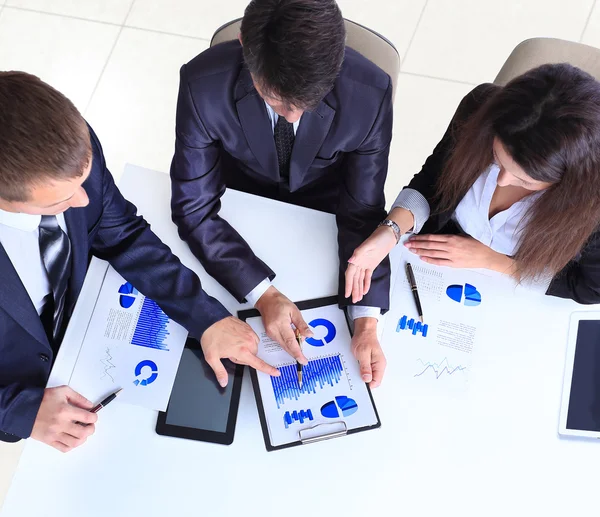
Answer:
[0,0,598,510]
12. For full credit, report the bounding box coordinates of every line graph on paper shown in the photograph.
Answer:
[414,358,467,380]
[100,347,116,383]
[270,353,352,408]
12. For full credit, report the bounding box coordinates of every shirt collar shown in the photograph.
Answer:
[263,101,302,133]
[0,208,41,232]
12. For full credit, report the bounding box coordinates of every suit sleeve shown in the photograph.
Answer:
[0,384,44,439]
[546,232,600,304]
[88,128,231,339]
[336,80,393,312]
[170,65,274,303]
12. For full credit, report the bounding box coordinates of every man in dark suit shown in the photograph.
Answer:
[0,72,278,452]
[171,0,392,387]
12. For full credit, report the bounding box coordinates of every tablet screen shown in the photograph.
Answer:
[164,347,235,433]
[566,320,600,432]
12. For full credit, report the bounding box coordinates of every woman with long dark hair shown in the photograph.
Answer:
[345,63,600,304]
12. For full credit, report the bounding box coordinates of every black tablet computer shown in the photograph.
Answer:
[156,338,243,445]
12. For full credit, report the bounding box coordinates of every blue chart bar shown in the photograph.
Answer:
[131,298,170,351]
[271,354,344,409]
[283,409,314,429]
[396,315,428,337]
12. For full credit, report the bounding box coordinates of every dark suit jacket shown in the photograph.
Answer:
[406,83,600,304]
[0,126,230,440]
[170,41,392,312]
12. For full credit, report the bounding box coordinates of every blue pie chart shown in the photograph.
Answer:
[118,282,139,309]
[305,318,337,347]
[133,360,158,386]
[321,396,358,418]
[446,283,481,306]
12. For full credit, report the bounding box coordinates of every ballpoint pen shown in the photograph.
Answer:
[296,329,303,388]
[77,388,123,426]
[406,262,424,323]
[90,388,123,413]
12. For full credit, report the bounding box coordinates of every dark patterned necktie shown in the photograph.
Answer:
[39,215,72,342]
[274,116,295,180]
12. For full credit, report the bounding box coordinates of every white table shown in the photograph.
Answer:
[2,165,599,517]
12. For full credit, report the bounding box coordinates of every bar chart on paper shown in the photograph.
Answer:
[131,297,171,351]
[271,354,348,408]
[67,261,188,412]
[283,409,314,428]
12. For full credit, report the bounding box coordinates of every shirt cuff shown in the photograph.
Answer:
[391,188,431,234]
[245,278,272,306]
[347,306,381,321]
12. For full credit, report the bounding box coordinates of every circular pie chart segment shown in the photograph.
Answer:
[446,283,481,306]
[305,318,337,347]
[118,282,139,309]
[133,360,158,386]
[320,396,358,418]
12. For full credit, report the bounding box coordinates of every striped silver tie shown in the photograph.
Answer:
[39,215,72,342]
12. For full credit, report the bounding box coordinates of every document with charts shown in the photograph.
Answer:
[241,298,380,450]
[382,247,501,395]
[66,259,188,411]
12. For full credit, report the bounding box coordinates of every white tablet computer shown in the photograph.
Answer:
[559,311,600,438]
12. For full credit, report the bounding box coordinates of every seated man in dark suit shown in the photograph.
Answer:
[0,72,278,452]
[171,0,392,387]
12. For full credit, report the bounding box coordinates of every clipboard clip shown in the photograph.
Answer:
[299,421,348,445]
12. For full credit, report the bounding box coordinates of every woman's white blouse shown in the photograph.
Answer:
[393,163,541,256]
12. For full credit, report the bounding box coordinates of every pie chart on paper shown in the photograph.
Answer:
[446,283,482,306]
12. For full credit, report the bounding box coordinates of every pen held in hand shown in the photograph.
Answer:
[90,387,123,413]
[295,329,303,389]
[77,388,123,426]
[406,262,424,323]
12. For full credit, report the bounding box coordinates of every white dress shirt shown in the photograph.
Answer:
[452,164,541,256]
[0,209,68,315]
[394,163,548,255]
[245,102,381,320]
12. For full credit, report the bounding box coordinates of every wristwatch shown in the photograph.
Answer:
[377,219,401,244]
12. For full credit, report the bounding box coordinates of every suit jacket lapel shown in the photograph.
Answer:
[0,244,49,347]
[64,208,88,314]
[235,69,279,182]
[289,100,335,191]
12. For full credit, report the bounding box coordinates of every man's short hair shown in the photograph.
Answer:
[0,72,91,202]
[240,0,346,110]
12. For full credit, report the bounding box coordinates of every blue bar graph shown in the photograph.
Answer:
[271,354,344,409]
[396,315,428,337]
[131,298,170,351]
[283,409,314,428]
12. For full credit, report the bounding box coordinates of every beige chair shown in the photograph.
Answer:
[495,37,600,85]
[210,18,400,102]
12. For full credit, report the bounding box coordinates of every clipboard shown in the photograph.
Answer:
[239,296,381,452]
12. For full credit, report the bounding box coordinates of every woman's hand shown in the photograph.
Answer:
[405,234,513,271]
[345,226,397,303]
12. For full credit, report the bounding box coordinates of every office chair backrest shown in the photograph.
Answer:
[495,37,600,85]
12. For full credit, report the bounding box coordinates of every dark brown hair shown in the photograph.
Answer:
[436,63,600,280]
[240,0,346,110]
[0,71,91,202]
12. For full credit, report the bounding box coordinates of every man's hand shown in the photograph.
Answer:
[31,386,98,453]
[255,286,313,364]
[346,226,397,303]
[351,318,386,388]
[201,316,280,387]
